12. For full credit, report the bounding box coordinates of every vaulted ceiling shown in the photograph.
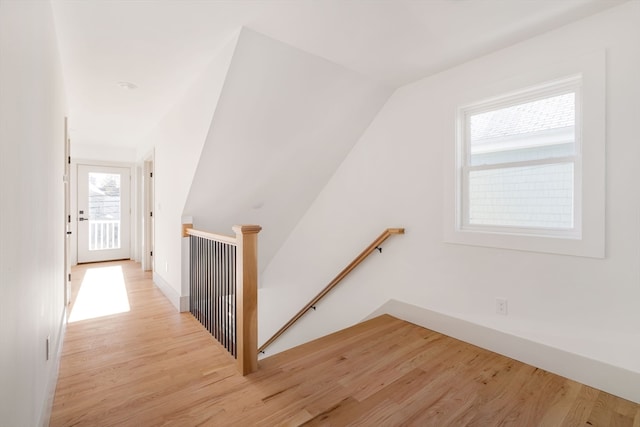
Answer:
[51,0,627,150]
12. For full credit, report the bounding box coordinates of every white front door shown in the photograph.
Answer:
[77,165,131,263]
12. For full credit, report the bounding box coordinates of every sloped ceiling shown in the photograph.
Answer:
[51,0,628,149]
[183,28,392,269]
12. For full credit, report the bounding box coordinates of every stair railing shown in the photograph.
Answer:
[183,224,261,375]
[258,227,404,354]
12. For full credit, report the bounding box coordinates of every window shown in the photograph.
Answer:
[458,76,581,238]
[444,50,605,258]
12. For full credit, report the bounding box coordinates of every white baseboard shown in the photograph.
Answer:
[179,296,190,312]
[39,307,67,427]
[153,272,190,312]
[153,272,180,311]
[368,299,640,404]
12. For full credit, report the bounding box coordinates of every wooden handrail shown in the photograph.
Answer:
[183,223,237,245]
[257,227,404,354]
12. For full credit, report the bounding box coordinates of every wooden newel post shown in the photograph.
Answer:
[233,224,261,375]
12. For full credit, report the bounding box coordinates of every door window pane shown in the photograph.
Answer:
[88,172,121,250]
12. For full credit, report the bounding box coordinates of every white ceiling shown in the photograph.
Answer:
[51,0,627,150]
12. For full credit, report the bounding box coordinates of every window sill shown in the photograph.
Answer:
[444,227,603,258]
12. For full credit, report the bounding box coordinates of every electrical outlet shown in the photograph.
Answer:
[496,298,508,315]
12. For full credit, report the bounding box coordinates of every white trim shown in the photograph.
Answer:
[180,296,189,312]
[74,158,135,168]
[368,299,640,404]
[180,216,193,313]
[70,159,136,265]
[76,164,132,263]
[466,155,575,172]
[142,151,155,272]
[153,272,189,312]
[444,49,605,258]
[459,76,581,237]
[39,307,67,427]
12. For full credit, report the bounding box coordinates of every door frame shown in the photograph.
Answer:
[63,118,71,305]
[142,151,155,271]
[71,159,135,265]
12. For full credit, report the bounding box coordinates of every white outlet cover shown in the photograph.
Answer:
[496,298,508,315]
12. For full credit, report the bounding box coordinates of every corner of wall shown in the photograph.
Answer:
[152,272,181,312]
[372,299,640,404]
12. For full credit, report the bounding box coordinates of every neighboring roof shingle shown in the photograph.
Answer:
[471,92,574,142]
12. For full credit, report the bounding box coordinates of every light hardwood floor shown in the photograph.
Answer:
[50,261,639,426]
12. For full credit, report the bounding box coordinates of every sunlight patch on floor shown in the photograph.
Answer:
[69,265,130,322]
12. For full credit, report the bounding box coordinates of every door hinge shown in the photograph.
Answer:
[68,215,71,223]
[68,273,71,282]
[150,172,153,178]
[150,251,153,256]
[68,156,71,165]
[150,211,153,217]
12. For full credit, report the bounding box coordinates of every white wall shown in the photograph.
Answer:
[136,33,239,310]
[259,1,640,400]
[71,143,136,164]
[183,28,392,271]
[0,1,68,425]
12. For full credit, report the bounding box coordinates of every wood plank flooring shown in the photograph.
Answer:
[50,261,640,426]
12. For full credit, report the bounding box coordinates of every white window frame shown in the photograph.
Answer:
[444,50,605,259]
[459,76,582,239]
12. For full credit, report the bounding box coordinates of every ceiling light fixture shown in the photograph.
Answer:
[117,81,138,90]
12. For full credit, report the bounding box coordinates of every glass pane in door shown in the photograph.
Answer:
[88,172,121,251]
